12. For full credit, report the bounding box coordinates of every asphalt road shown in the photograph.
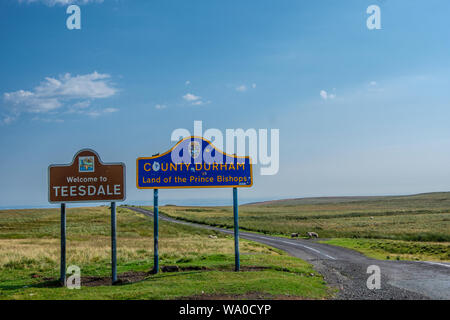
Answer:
[126,206,450,300]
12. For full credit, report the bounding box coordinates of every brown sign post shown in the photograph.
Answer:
[48,149,126,285]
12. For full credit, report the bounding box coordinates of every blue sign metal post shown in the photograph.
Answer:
[60,203,66,285]
[137,137,253,274]
[111,202,117,284]
[233,188,240,271]
[153,189,159,274]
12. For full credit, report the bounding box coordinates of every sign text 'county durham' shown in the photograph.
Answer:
[137,137,253,189]
[48,149,126,203]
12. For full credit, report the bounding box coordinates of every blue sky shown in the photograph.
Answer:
[1,0,450,207]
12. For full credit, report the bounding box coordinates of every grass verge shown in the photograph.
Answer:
[320,238,450,262]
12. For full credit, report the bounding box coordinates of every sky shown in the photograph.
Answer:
[1,0,450,207]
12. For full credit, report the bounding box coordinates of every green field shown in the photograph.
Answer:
[2,192,449,300]
[0,207,331,300]
[320,238,449,262]
[152,192,450,261]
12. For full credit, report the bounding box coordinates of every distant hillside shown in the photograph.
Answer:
[161,192,450,242]
[244,192,450,207]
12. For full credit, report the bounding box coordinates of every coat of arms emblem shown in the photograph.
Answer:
[188,141,201,159]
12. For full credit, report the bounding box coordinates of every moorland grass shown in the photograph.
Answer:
[153,192,450,242]
[0,207,331,300]
[148,193,450,262]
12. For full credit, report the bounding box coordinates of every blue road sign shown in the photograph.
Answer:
[136,136,253,189]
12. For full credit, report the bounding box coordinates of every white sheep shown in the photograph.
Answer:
[307,232,319,239]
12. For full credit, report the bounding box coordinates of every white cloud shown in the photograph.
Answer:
[192,100,211,106]
[2,71,117,122]
[185,81,191,86]
[103,107,118,113]
[35,72,116,99]
[67,101,91,114]
[182,93,210,106]
[155,104,167,110]
[86,111,101,117]
[236,85,247,92]
[3,72,117,123]
[1,115,15,125]
[320,90,336,100]
[235,83,256,92]
[72,100,91,109]
[31,116,64,123]
[368,80,384,92]
[80,107,118,117]
[18,0,104,6]
[4,90,62,113]
[183,93,201,101]
[83,108,117,117]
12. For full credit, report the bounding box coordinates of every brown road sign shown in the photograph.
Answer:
[48,149,126,203]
